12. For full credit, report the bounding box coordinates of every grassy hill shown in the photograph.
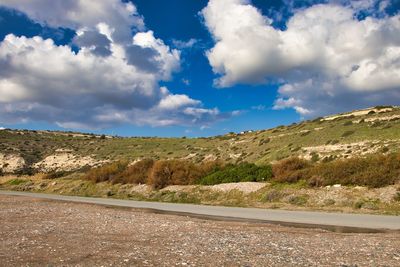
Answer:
[1,105,400,173]
[1,106,400,214]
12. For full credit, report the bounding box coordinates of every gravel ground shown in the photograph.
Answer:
[0,195,399,266]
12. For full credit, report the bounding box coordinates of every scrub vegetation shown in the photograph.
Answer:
[84,160,270,188]
[1,106,400,214]
[81,153,400,189]
[1,106,400,169]
[272,154,400,188]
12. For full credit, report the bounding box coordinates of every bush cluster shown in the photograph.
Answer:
[272,157,310,183]
[306,153,400,187]
[272,153,400,188]
[148,160,221,189]
[83,152,400,189]
[84,159,224,189]
[114,158,154,184]
[198,163,272,185]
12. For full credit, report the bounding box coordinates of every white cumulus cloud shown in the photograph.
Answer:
[0,0,230,129]
[202,0,400,117]
[0,0,144,42]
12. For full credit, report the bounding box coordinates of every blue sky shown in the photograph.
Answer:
[0,0,399,137]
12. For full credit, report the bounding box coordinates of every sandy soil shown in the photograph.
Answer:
[161,182,266,194]
[0,153,25,172]
[208,182,266,193]
[0,195,399,266]
[322,107,394,121]
[33,153,106,172]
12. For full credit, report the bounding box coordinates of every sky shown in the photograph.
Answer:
[0,0,399,137]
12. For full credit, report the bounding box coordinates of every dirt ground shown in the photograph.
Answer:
[0,195,399,267]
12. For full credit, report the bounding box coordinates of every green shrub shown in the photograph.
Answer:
[311,153,319,162]
[198,163,272,185]
[263,189,287,202]
[341,130,355,137]
[288,195,308,206]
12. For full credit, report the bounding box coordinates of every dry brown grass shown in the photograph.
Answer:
[305,153,400,187]
[114,159,154,184]
[272,157,310,183]
[84,159,223,189]
[85,161,128,183]
[148,160,224,189]
[273,153,400,188]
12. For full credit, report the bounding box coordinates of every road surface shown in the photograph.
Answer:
[1,190,399,232]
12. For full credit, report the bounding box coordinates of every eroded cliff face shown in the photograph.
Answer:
[32,152,106,173]
[0,153,26,173]
[0,151,106,174]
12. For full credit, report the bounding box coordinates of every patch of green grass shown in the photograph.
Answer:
[262,189,287,202]
[341,130,355,137]
[353,198,381,210]
[151,191,201,204]
[220,190,247,207]
[7,179,28,185]
[288,195,309,206]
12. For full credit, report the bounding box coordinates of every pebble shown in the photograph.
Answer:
[1,195,399,266]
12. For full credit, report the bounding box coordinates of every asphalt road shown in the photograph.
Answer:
[1,190,399,232]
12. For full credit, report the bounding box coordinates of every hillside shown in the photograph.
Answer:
[1,106,400,174]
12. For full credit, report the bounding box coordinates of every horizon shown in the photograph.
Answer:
[1,0,400,137]
[2,105,397,138]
